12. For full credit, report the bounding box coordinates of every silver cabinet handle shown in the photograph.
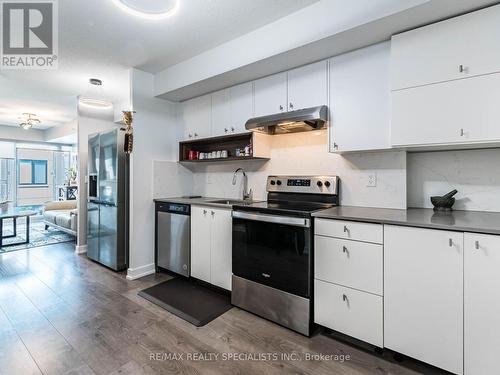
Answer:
[475,241,480,250]
[194,133,198,137]
[343,294,348,302]
[449,238,453,247]
[459,64,465,73]
[188,134,193,138]
[289,102,294,110]
[460,129,465,137]
[211,210,215,216]
[279,105,284,111]
[231,127,235,132]
[333,143,339,150]
[224,128,228,133]
[343,225,348,233]
[342,246,348,254]
[262,273,271,278]
[203,209,207,215]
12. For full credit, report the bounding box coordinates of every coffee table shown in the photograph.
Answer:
[0,207,38,248]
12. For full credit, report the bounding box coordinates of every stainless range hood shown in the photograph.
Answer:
[245,105,328,135]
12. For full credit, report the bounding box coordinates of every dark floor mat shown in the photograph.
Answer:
[138,278,232,326]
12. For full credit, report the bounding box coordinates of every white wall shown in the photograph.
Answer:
[0,141,15,159]
[128,69,181,279]
[408,148,500,212]
[0,124,46,142]
[186,131,407,209]
[76,107,117,250]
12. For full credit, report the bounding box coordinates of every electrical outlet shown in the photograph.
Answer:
[206,175,213,184]
[366,172,377,187]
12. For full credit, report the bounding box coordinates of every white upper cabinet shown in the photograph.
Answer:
[329,42,391,152]
[254,72,287,117]
[181,94,211,140]
[392,72,500,147]
[464,233,500,375]
[211,88,232,137]
[230,82,253,134]
[287,60,328,111]
[392,4,500,90]
[384,226,463,375]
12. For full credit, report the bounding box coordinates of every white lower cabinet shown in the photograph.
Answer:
[315,280,383,347]
[384,225,463,375]
[314,218,384,347]
[190,206,232,290]
[210,208,232,290]
[464,233,500,375]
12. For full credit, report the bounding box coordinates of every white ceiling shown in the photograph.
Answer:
[0,0,496,131]
[0,0,317,131]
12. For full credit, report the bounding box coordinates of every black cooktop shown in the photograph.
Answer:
[233,200,336,217]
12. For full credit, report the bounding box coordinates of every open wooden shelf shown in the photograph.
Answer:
[179,156,269,164]
[179,132,270,163]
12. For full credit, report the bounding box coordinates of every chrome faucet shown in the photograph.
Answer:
[232,168,253,201]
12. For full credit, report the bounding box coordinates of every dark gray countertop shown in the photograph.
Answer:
[312,206,500,235]
[154,197,261,209]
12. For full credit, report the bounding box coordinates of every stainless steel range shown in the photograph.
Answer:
[231,175,340,336]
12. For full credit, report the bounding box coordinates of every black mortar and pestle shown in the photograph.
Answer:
[431,189,458,211]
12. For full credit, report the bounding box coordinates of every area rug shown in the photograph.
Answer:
[0,219,75,253]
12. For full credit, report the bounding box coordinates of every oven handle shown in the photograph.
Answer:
[232,211,310,228]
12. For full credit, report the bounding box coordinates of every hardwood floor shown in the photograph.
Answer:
[0,242,442,375]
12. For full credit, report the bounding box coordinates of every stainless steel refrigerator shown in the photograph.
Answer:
[87,129,128,271]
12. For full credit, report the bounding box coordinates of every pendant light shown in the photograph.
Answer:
[79,78,113,109]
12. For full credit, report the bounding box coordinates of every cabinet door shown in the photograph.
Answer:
[254,73,287,117]
[211,89,232,137]
[464,233,500,375]
[392,72,500,147]
[190,206,211,283]
[210,208,232,290]
[230,82,253,134]
[287,60,327,111]
[384,225,463,375]
[330,42,391,152]
[392,4,500,90]
[182,95,211,140]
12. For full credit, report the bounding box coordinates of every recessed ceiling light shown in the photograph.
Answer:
[111,0,179,20]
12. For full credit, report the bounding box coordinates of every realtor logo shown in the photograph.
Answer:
[1,0,58,69]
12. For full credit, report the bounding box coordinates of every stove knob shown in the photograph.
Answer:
[324,181,331,188]
[317,181,323,187]
[276,180,282,186]
[270,180,276,185]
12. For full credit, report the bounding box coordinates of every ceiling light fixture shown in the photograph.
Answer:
[111,0,179,20]
[79,78,113,109]
[19,113,41,130]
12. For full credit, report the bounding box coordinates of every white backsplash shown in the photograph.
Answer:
[188,131,407,209]
[153,160,194,198]
[407,148,500,212]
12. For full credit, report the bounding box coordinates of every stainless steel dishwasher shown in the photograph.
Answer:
[155,202,190,277]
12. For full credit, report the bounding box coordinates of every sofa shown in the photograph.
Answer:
[43,201,78,236]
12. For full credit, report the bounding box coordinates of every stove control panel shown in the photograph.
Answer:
[267,176,339,195]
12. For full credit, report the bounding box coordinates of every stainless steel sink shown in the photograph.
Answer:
[208,199,254,206]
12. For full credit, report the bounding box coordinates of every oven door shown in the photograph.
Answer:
[232,211,311,298]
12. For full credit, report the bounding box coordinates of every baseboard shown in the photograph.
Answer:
[75,244,88,254]
[126,263,155,280]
